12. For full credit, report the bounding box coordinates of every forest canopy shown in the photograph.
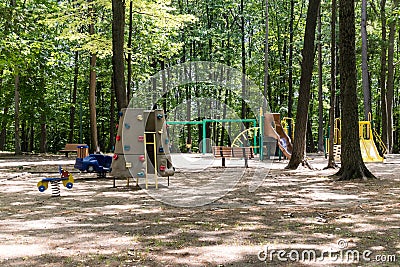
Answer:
[0,0,398,154]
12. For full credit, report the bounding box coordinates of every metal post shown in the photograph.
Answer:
[202,120,206,154]
[79,102,83,143]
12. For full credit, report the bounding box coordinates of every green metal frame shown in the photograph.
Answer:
[167,118,258,154]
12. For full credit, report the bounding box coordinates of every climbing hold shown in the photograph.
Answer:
[116,124,119,129]
[165,138,169,144]
[159,165,166,171]
[137,172,145,177]
[139,155,145,162]
[65,182,73,189]
[124,145,131,151]
[124,123,131,129]
[118,111,123,117]
[137,115,143,121]
[157,114,163,119]
[138,136,144,142]
[159,147,164,153]
[113,154,119,160]
[116,135,121,141]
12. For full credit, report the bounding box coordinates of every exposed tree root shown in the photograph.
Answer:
[285,158,314,170]
[334,163,376,181]
[323,162,339,170]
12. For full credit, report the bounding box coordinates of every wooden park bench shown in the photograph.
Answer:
[59,143,88,157]
[212,146,254,167]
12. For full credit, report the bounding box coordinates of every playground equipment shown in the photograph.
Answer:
[74,152,112,178]
[281,117,295,141]
[262,113,293,160]
[231,127,260,149]
[359,121,384,162]
[166,119,258,154]
[37,166,74,197]
[327,118,385,162]
[111,108,174,189]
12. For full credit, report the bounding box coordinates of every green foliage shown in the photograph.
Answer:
[0,0,398,153]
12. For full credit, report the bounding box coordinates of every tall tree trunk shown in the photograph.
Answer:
[336,0,374,180]
[89,1,98,152]
[386,17,396,153]
[126,0,133,103]
[288,0,294,119]
[264,0,269,111]
[109,75,116,152]
[361,0,371,120]
[14,74,21,155]
[326,0,337,168]
[380,0,388,148]
[386,0,397,153]
[317,5,324,152]
[286,0,321,169]
[69,51,79,143]
[112,0,127,111]
[241,0,246,123]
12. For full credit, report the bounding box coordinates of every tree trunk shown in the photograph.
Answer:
[288,0,294,119]
[241,0,246,123]
[89,2,98,152]
[109,75,116,152]
[126,0,133,103]
[380,0,388,148]
[112,0,127,111]
[264,0,269,112]
[317,5,324,153]
[326,0,337,168]
[361,0,371,120]
[286,0,320,169]
[385,0,397,153]
[336,0,375,180]
[14,74,21,155]
[69,51,79,143]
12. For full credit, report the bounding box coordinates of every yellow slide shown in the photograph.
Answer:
[359,121,384,162]
[360,139,384,162]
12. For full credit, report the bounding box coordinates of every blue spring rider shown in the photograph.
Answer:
[37,166,74,197]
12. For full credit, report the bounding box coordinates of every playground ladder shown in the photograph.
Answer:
[144,132,158,189]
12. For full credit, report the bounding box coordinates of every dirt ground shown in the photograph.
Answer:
[0,152,399,266]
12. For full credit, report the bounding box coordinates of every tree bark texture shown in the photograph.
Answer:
[286,0,320,169]
[317,5,324,152]
[336,0,374,180]
[361,0,371,120]
[385,0,397,153]
[14,74,21,155]
[380,0,388,148]
[89,1,98,152]
[327,0,337,168]
[112,0,127,111]
[69,51,79,143]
